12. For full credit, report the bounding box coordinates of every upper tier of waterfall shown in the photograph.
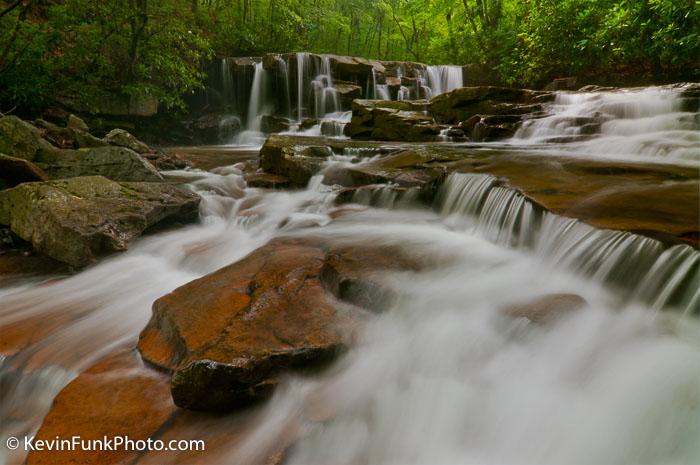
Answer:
[215,54,468,145]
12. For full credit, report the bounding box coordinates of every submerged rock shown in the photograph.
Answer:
[503,294,587,324]
[138,238,422,411]
[0,176,200,267]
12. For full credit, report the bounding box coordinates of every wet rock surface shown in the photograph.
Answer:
[344,99,445,141]
[25,349,307,465]
[428,86,550,124]
[138,237,422,411]
[503,294,588,324]
[0,176,200,267]
[259,135,699,246]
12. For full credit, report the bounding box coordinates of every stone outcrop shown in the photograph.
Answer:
[259,134,393,186]
[104,128,151,154]
[0,176,200,267]
[0,153,48,190]
[138,237,422,411]
[35,146,163,182]
[1,115,164,182]
[429,86,550,124]
[0,116,58,161]
[344,99,446,141]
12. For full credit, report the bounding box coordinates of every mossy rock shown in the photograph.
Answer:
[0,176,200,266]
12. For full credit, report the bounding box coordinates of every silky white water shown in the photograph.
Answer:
[1,149,697,465]
[513,86,700,165]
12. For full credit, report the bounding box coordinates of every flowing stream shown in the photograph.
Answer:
[0,86,698,464]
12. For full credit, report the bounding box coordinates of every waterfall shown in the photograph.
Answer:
[246,62,266,132]
[513,86,700,164]
[275,56,293,120]
[438,172,699,315]
[312,56,340,118]
[232,61,269,146]
[371,68,390,100]
[425,65,464,96]
[296,52,310,122]
[220,58,234,107]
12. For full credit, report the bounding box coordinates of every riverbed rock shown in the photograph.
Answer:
[0,154,48,189]
[35,145,163,182]
[328,54,385,78]
[429,86,549,124]
[503,294,587,324]
[26,349,303,465]
[245,172,291,188]
[259,135,391,186]
[345,99,444,141]
[67,114,90,132]
[0,176,200,267]
[138,237,422,411]
[191,113,242,144]
[470,114,524,141]
[104,128,151,154]
[260,114,292,133]
[0,116,57,161]
[34,118,108,149]
[334,81,363,106]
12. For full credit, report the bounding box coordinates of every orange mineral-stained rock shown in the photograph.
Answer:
[26,349,177,465]
[26,349,300,465]
[138,237,423,411]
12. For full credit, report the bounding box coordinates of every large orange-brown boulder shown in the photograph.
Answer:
[138,238,421,411]
[26,349,177,465]
[26,349,292,465]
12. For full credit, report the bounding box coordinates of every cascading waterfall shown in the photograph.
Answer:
[437,172,699,315]
[513,86,700,164]
[220,58,234,107]
[371,68,390,100]
[312,56,340,119]
[232,61,269,146]
[275,56,293,120]
[425,65,464,96]
[296,52,310,122]
[2,149,698,465]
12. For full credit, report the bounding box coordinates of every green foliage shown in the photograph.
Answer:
[0,0,697,113]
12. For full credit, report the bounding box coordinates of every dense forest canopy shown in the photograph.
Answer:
[1,0,698,112]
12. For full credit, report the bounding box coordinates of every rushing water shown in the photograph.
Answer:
[218,55,469,146]
[513,86,700,165]
[1,143,698,464]
[1,83,699,464]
